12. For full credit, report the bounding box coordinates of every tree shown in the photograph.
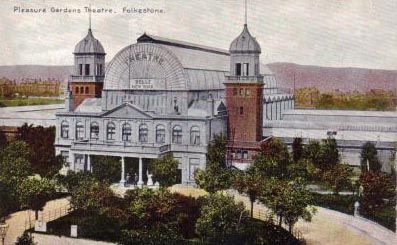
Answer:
[207,134,227,168]
[322,164,353,195]
[359,171,395,211]
[319,137,339,171]
[91,155,121,183]
[194,167,233,193]
[151,154,179,187]
[292,137,303,163]
[18,177,55,220]
[0,141,32,186]
[0,180,18,219]
[287,159,319,181]
[251,154,288,179]
[194,134,233,193]
[260,178,315,232]
[233,169,265,217]
[303,140,322,167]
[0,130,7,148]
[360,142,381,173]
[56,170,96,193]
[195,192,248,244]
[16,124,63,178]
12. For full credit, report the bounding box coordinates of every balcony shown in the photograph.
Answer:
[225,75,264,83]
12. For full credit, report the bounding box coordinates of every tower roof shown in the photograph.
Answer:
[229,24,261,54]
[74,29,105,54]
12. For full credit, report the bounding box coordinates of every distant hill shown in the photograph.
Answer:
[0,65,72,82]
[268,62,397,93]
[1,63,397,92]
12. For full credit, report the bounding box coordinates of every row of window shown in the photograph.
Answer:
[78,64,104,76]
[75,86,89,94]
[232,87,251,96]
[60,122,201,145]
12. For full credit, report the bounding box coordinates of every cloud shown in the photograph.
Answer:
[1,0,397,69]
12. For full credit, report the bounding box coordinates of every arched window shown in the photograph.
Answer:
[139,124,148,143]
[80,87,84,94]
[85,86,89,94]
[156,124,165,143]
[172,125,182,144]
[122,123,132,142]
[90,122,99,140]
[190,126,200,145]
[75,122,84,140]
[106,122,116,140]
[75,87,79,94]
[61,121,69,138]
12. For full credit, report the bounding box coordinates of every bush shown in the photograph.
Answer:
[312,193,356,214]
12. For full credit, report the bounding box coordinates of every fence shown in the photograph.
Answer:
[24,203,72,231]
[252,209,304,242]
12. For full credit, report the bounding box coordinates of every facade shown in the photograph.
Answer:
[55,23,289,185]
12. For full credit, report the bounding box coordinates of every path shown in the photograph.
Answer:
[3,197,70,245]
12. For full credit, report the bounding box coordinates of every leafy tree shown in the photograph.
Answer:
[15,231,36,245]
[233,169,265,217]
[195,192,248,244]
[0,130,7,148]
[260,138,290,164]
[18,177,55,220]
[119,224,183,245]
[322,164,353,194]
[16,124,63,177]
[151,154,179,187]
[194,167,233,193]
[287,159,319,181]
[207,134,227,168]
[319,137,339,171]
[360,142,381,173]
[0,180,18,219]
[55,170,96,193]
[251,154,288,179]
[303,140,322,167]
[292,137,303,163]
[91,155,121,183]
[359,171,395,211]
[260,178,315,232]
[0,141,32,186]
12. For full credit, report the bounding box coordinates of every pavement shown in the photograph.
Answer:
[3,197,70,245]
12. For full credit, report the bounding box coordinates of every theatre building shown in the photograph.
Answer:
[54,21,294,185]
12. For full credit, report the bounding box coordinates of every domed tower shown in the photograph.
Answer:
[69,27,106,109]
[225,23,264,169]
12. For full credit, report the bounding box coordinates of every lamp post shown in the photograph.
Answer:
[0,222,9,245]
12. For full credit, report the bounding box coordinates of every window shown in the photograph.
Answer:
[255,63,259,75]
[75,87,79,94]
[85,86,89,94]
[239,88,244,96]
[79,64,83,76]
[80,87,84,94]
[172,125,182,144]
[99,64,103,75]
[245,88,251,96]
[242,151,248,159]
[75,122,84,140]
[235,63,241,76]
[106,122,116,140]
[122,123,132,142]
[61,121,69,138]
[243,63,249,76]
[60,151,69,164]
[90,122,99,140]
[240,106,244,115]
[139,124,148,143]
[85,64,90,76]
[156,124,165,143]
[233,88,238,96]
[190,126,200,145]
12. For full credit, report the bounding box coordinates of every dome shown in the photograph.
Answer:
[230,24,261,54]
[74,29,105,54]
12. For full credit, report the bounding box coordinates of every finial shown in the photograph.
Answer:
[245,0,248,26]
[89,2,92,30]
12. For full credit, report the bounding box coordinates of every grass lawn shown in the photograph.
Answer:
[0,98,63,107]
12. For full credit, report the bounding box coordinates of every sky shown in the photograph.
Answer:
[1,0,397,69]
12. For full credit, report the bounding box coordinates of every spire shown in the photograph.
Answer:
[89,2,92,30]
[245,0,248,26]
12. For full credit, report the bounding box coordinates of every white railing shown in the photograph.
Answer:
[24,204,72,231]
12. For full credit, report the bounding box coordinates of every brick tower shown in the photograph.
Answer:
[68,27,105,110]
[225,23,264,169]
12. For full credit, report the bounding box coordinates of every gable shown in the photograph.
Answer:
[101,103,153,119]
